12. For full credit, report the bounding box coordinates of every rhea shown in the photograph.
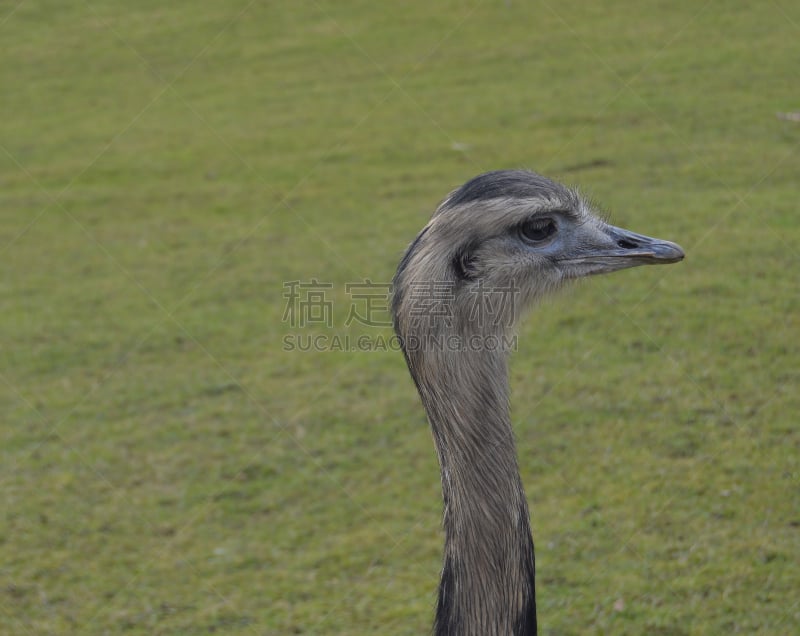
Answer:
[391,170,683,635]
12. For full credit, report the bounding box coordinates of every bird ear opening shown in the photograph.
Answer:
[453,245,478,281]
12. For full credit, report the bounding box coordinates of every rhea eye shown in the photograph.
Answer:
[519,218,556,243]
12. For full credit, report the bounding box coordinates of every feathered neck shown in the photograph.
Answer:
[403,339,538,636]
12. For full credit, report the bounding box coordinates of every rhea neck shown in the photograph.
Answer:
[403,324,538,636]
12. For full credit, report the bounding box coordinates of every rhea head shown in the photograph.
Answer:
[392,169,684,343]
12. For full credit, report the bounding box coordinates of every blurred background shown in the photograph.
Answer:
[2,1,798,634]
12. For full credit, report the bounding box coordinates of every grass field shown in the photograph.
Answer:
[2,1,799,634]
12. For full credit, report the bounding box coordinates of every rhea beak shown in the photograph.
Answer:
[560,223,685,278]
[602,225,685,264]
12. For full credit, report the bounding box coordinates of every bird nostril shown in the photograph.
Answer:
[617,238,638,249]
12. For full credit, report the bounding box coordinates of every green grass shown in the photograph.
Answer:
[1,1,798,634]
